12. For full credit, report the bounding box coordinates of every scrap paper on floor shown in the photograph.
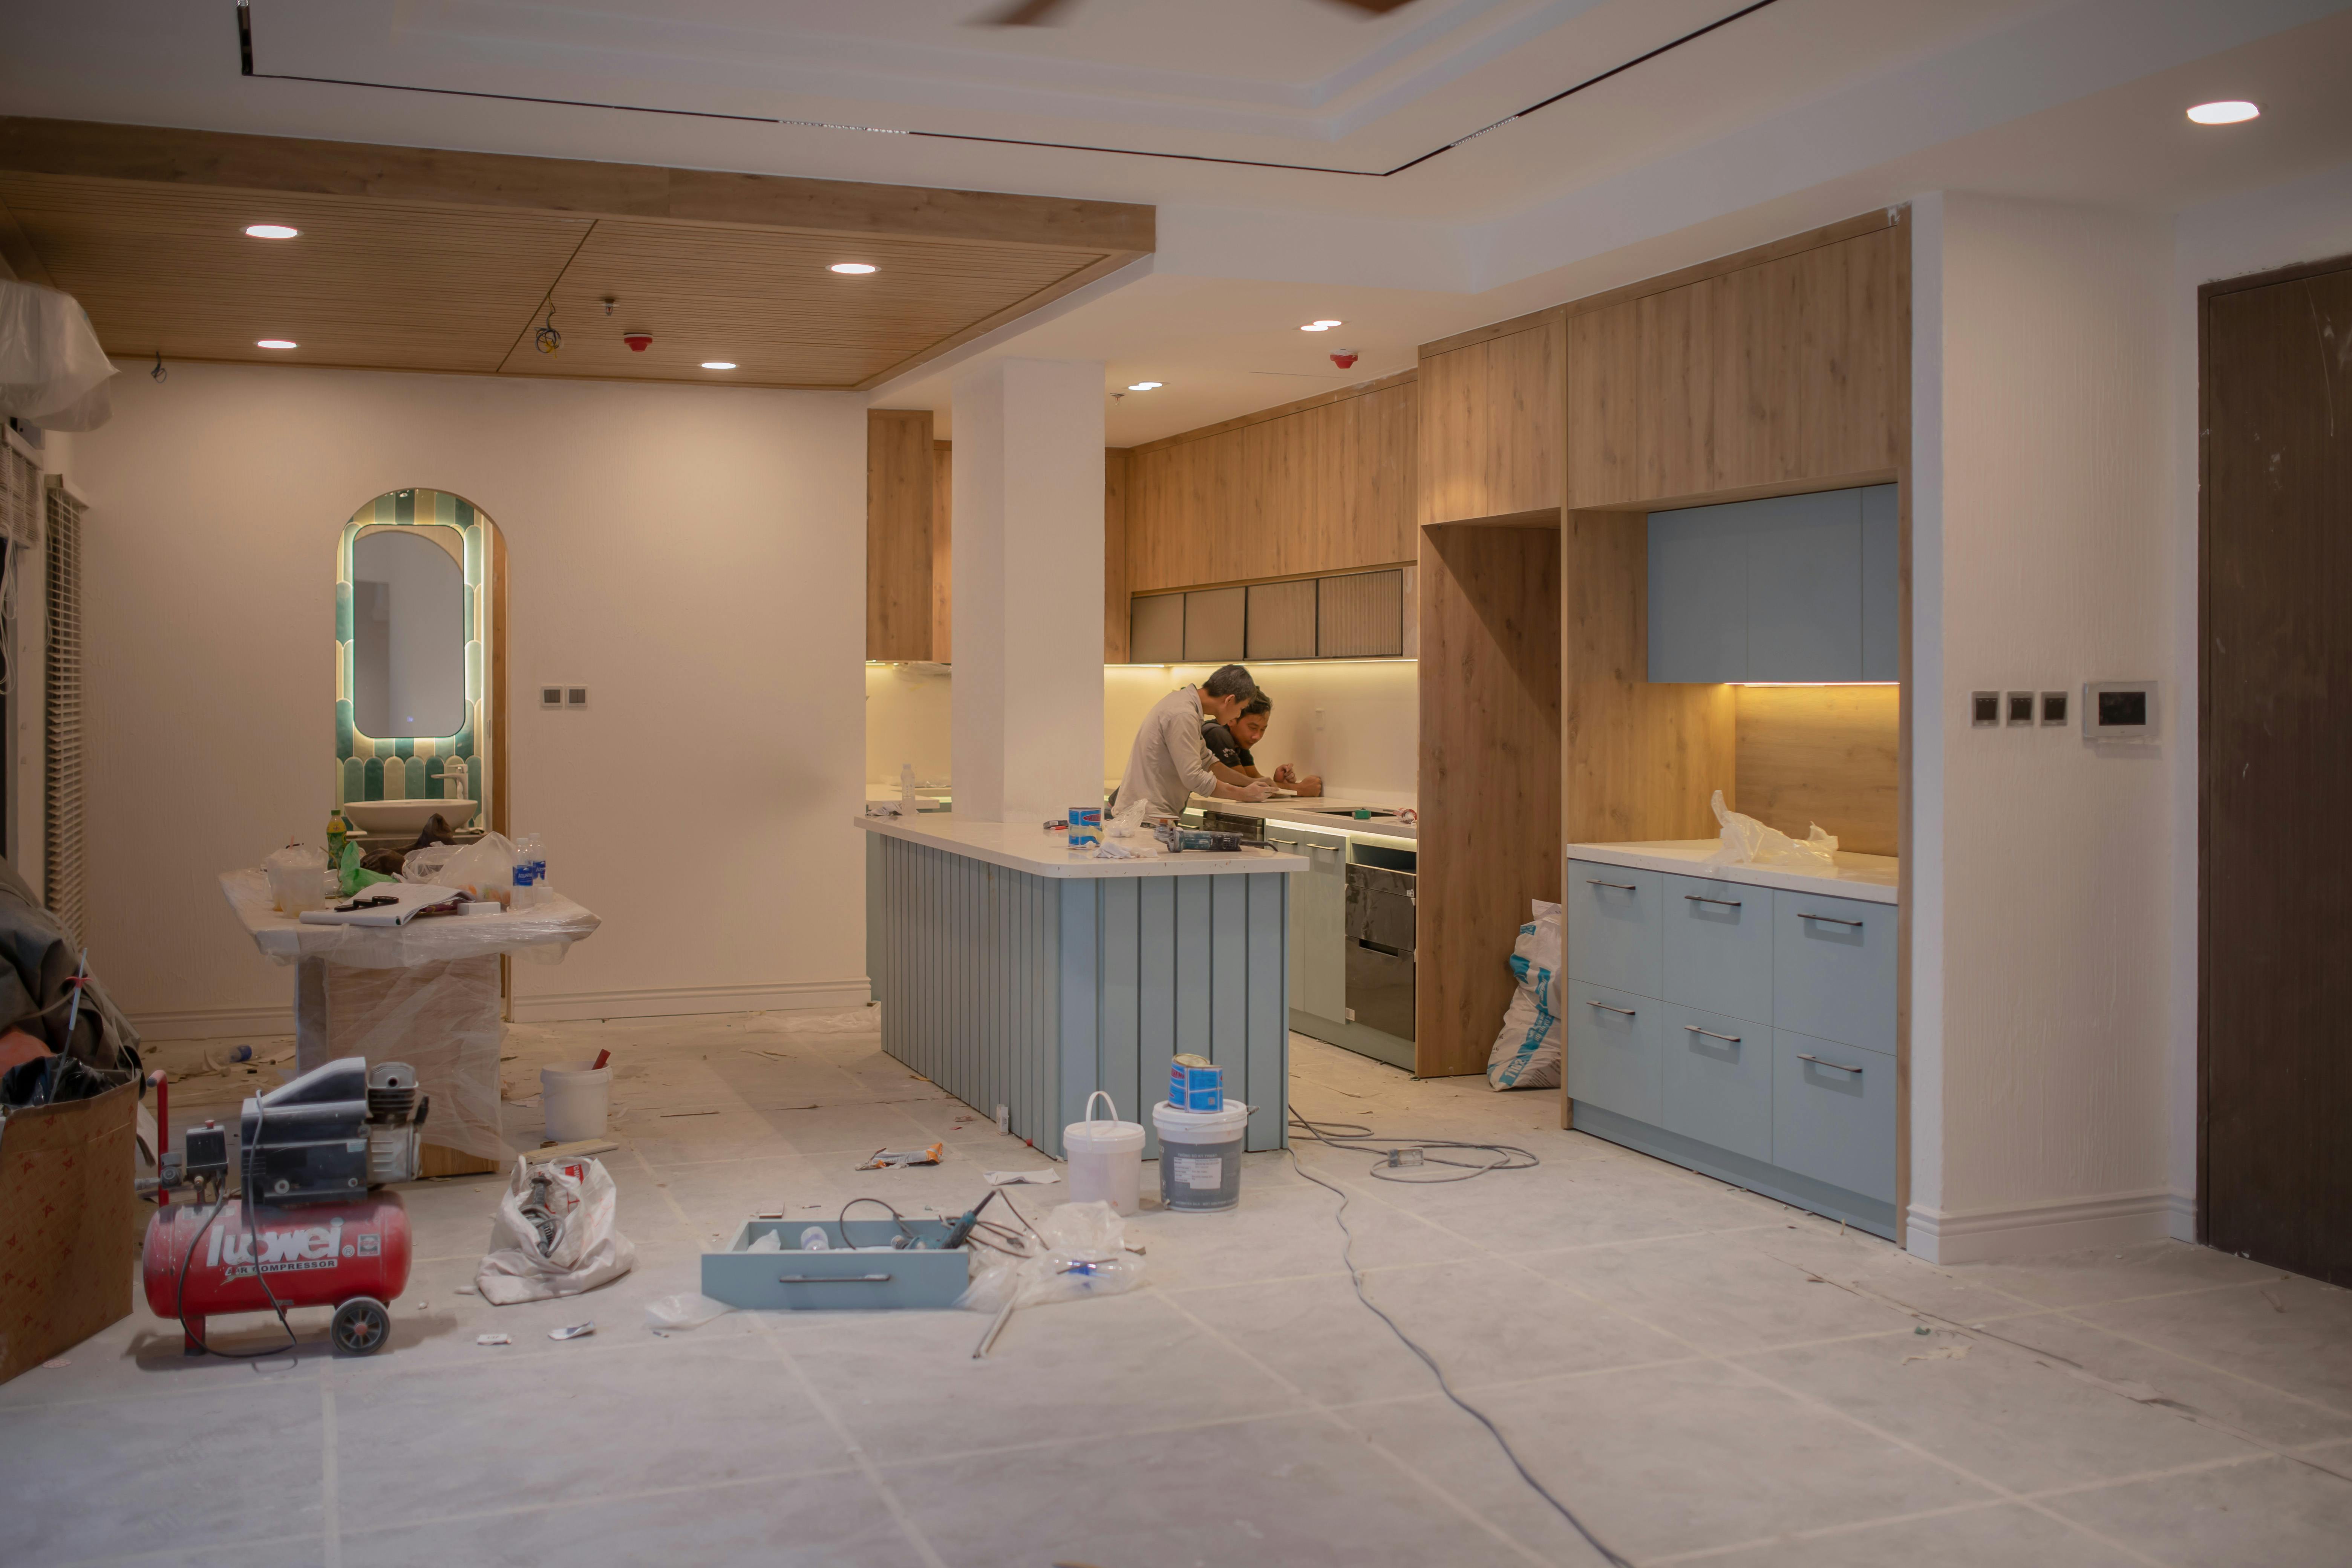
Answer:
[857,1142,943,1170]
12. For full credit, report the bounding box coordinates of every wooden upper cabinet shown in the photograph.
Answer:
[1566,226,1904,510]
[867,408,936,662]
[1417,317,1565,526]
[1124,374,1418,594]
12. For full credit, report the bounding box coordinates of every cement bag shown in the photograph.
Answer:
[1703,789,1837,871]
[477,1155,636,1305]
[1485,900,1563,1090]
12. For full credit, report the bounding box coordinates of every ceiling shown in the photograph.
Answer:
[0,122,1148,388]
[2,0,2348,438]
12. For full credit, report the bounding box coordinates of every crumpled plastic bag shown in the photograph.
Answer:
[1704,790,1838,871]
[644,1293,737,1332]
[334,841,399,898]
[476,1154,637,1305]
[264,842,329,914]
[442,830,519,904]
[402,841,459,883]
[956,1199,1145,1313]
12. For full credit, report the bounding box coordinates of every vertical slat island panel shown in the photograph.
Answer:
[859,817,1299,1159]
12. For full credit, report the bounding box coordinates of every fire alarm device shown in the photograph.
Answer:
[1970,692,2000,727]
[2005,692,2035,726]
[2040,691,2069,726]
[1329,350,1358,370]
[622,332,653,353]
[2082,681,2157,740]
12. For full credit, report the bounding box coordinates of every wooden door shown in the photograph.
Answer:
[2201,255,2352,1285]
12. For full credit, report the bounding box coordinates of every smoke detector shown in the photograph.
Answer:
[623,332,654,353]
[1329,350,1359,370]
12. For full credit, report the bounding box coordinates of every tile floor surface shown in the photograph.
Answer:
[6,1011,2350,1567]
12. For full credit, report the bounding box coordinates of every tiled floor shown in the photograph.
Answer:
[7,1012,2350,1567]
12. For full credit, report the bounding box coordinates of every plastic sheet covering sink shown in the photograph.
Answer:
[219,868,598,968]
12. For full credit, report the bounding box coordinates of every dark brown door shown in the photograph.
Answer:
[2202,256,2352,1285]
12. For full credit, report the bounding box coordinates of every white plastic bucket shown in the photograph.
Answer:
[1152,1099,1251,1211]
[1064,1090,1145,1215]
[541,1061,611,1142]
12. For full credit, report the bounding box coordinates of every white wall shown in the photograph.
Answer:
[2163,159,2352,1237]
[1908,192,2176,1262]
[64,361,868,1034]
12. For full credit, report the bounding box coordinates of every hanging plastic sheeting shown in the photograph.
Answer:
[0,282,116,432]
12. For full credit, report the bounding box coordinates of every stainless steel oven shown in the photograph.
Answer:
[1344,862,1416,1041]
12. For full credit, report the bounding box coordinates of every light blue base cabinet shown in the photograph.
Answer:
[1564,855,1898,1238]
[867,833,1291,1160]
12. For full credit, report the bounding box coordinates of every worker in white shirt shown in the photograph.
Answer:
[1114,664,1276,817]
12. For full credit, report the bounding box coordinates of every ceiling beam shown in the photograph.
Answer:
[0,117,1155,256]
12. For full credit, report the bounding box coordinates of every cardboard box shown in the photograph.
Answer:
[0,1078,139,1384]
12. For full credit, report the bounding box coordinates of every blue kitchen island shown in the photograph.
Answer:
[859,814,1304,1160]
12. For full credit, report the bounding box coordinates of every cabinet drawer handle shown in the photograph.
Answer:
[1684,894,1742,908]
[1684,1026,1741,1044]
[1586,878,1637,892]
[777,1273,895,1284]
[1798,912,1865,928]
[1585,1000,1637,1017]
[1796,1054,1863,1075]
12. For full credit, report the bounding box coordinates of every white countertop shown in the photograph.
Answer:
[1565,840,1899,905]
[1194,797,1417,841]
[858,813,1306,879]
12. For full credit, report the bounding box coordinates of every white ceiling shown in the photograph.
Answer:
[6,0,2350,441]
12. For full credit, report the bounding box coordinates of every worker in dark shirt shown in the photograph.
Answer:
[1203,694,1322,797]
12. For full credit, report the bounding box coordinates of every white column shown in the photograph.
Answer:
[949,358,1105,824]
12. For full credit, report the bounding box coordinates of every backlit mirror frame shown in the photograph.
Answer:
[335,488,505,834]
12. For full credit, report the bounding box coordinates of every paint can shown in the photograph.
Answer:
[1151,1100,1250,1212]
[1064,1091,1144,1215]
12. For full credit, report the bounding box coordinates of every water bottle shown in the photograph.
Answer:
[514,833,547,909]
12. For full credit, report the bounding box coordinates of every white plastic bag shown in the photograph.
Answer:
[643,1293,737,1332]
[1704,790,1838,871]
[401,842,459,883]
[956,1200,1144,1313]
[441,830,519,904]
[263,842,328,914]
[476,1154,637,1305]
[1486,901,1563,1090]
[0,281,116,430]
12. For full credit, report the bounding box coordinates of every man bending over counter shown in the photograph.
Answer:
[1115,664,1277,816]
[1204,693,1322,798]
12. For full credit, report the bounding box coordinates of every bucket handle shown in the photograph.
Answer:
[1084,1089,1122,1124]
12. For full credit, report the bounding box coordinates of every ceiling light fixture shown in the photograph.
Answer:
[256,339,297,350]
[244,223,299,239]
[702,361,737,370]
[1299,319,1344,332]
[830,262,878,274]
[2186,100,2260,124]
[1127,381,1163,391]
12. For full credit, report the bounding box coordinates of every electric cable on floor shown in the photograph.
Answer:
[1285,1114,1632,1568]
[1288,1113,1540,1183]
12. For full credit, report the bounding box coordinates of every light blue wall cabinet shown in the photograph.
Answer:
[1566,853,1899,1237]
[1647,483,1897,683]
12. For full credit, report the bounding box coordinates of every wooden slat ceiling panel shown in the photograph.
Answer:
[0,174,590,373]
[497,220,1108,386]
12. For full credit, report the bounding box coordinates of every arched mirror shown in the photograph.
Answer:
[335,488,504,832]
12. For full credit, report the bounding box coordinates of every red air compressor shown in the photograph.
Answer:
[142,1057,428,1355]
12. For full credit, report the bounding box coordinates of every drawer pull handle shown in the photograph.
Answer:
[777,1273,895,1284]
[1586,879,1637,892]
[1798,912,1865,928]
[1684,1026,1741,1044]
[1585,1000,1637,1017]
[1796,1054,1864,1075]
[1684,894,1743,908]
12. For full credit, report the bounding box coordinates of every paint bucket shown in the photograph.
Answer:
[1151,1100,1250,1212]
[541,1061,611,1142]
[1064,1091,1145,1215]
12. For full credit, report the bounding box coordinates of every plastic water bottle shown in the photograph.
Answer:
[514,833,547,910]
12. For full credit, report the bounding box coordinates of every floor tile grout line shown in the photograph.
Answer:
[1637,1496,2018,1565]
[747,1315,952,1568]
[2032,1300,2352,1426]
[1148,1272,1570,1567]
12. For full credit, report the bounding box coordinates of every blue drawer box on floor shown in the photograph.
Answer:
[1565,855,1898,1238]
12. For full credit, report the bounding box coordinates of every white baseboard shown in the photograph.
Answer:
[1906,1188,2174,1264]
[2166,1190,2198,1243]
[128,1004,295,1041]
[509,977,872,1024]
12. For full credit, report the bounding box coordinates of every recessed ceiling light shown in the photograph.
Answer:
[2187,100,2260,124]
[701,361,737,370]
[830,262,877,275]
[244,224,299,240]
[1312,319,1343,328]
[1127,381,1163,391]
[256,339,297,350]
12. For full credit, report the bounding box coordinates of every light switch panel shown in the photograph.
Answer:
[2040,691,2069,726]
[2006,691,2036,726]
[1971,692,2000,727]
[539,686,564,709]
